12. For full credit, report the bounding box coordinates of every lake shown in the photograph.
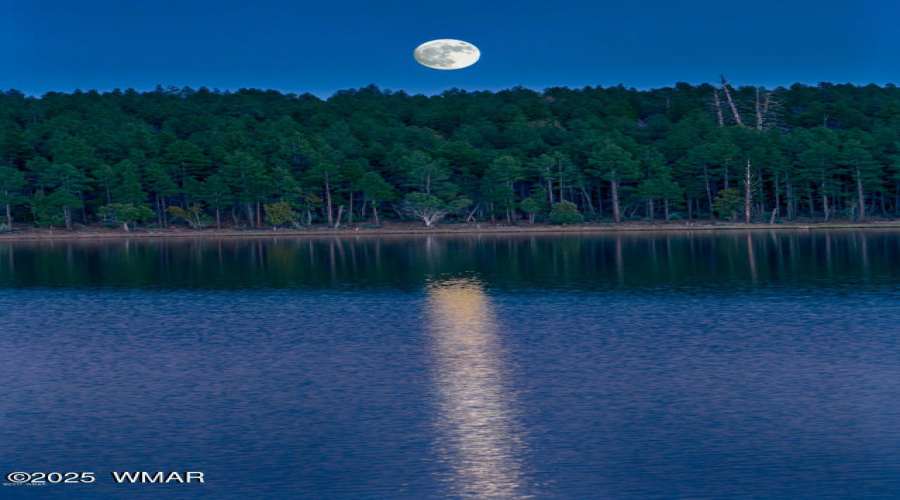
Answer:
[1,229,899,499]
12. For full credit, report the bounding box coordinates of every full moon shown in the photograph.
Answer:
[414,39,480,70]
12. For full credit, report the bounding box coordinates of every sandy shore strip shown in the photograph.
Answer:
[2,220,900,241]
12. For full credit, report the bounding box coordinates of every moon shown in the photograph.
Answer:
[414,39,480,70]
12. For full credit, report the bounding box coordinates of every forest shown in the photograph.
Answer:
[0,79,898,231]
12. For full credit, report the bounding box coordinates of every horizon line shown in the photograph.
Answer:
[4,79,898,100]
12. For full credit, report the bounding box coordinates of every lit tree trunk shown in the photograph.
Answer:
[4,197,11,230]
[755,88,764,130]
[785,175,795,220]
[757,164,766,216]
[581,186,595,214]
[507,180,514,224]
[466,204,479,223]
[334,204,344,229]
[324,171,333,227]
[704,165,714,219]
[807,184,815,218]
[348,191,354,225]
[156,195,165,228]
[596,185,604,217]
[894,184,899,216]
[610,174,621,223]
[856,163,866,221]
[744,159,752,223]
[558,164,564,202]
[372,203,380,226]
[774,172,781,216]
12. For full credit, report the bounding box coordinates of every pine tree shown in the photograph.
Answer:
[357,171,394,226]
[0,166,26,229]
[587,138,640,223]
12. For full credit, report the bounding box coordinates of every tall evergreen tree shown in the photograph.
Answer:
[587,139,640,223]
[0,166,26,229]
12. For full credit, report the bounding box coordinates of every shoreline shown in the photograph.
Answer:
[3,219,900,241]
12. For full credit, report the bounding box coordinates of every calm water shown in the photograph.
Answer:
[1,230,899,499]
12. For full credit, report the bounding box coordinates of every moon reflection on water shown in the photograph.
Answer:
[425,277,533,499]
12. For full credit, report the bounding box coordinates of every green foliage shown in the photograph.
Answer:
[401,150,453,197]
[0,167,26,202]
[111,159,147,204]
[712,188,743,220]
[264,201,298,229]
[403,192,449,227]
[51,137,96,171]
[201,174,232,210]
[166,205,208,229]
[519,197,547,223]
[0,121,32,168]
[549,200,583,224]
[163,140,211,183]
[519,197,543,214]
[99,203,154,231]
[447,197,473,217]
[587,139,641,183]
[30,191,67,228]
[357,171,394,203]
[223,151,269,203]
[484,155,524,210]
[40,162,91,196]
[1,82,900,229]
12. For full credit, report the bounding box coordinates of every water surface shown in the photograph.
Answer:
[1,230,899,499]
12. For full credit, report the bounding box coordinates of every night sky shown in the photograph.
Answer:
[3,0,896,98]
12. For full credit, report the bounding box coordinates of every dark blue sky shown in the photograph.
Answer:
[3,0,895,98]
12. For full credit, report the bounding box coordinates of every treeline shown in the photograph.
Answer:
[0,81,899,231]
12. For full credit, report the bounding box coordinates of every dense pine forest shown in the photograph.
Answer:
[1,80,899,231]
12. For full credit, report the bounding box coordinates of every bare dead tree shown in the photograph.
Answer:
[754,87,783,130]
[755,87,764,130]
[333,204,344,229]
[720,75,745,127]
[855,161,867,221]
[713,89,725,126]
